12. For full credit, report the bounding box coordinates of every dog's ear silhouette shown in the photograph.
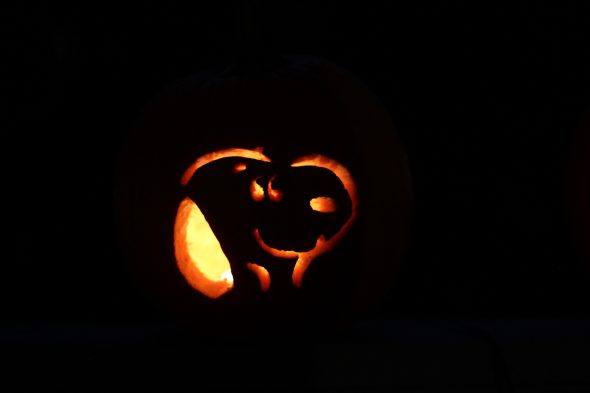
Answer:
[182,156,272,296]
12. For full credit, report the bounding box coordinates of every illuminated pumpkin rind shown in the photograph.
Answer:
[116,54,412,324]
[175,149,359,297]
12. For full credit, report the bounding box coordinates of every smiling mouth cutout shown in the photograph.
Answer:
[173,147,359,299]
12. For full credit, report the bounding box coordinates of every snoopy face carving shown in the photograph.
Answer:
[173,147,359,299]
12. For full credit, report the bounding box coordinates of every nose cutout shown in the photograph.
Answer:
[250,177,265,202]
[250,174,284,202]
[268,175,283,202]
[310,197,337,213]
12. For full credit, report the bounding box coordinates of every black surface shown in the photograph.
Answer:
[4,2,590,391]
[0,320,588,392]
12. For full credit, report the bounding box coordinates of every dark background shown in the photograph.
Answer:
[6,1,589,322]
[3,2,590,391]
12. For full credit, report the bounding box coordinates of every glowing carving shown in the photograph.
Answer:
[310,197,337,213]
[268,175,283,202]
[250,177,265,202]
[181,147,269,186]
[174,148,358,298]
[283,154,359,287]
[246,263,271,292]
[174,197,234,298]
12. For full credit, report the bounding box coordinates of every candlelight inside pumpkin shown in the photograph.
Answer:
[173,147,358,298]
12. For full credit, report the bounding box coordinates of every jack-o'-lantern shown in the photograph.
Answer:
[116,54,411,332]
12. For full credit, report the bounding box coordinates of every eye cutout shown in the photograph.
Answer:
[233,162,247,173]
[310,196,337,213]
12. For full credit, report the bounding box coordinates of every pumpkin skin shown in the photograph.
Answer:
[116,55,411,333]
[570,107,590,268]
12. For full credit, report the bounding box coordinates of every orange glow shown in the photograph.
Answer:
[254,229,299,259]
[250,177,265,201]
[173,197,233,298]
[176,148,358,296]
[268,175,283,202]
[253,154,359,288]
[175,147,271,299]
[246,263,271,292]
[180,147,270,185]
[310,197,337,213]
[233,162,247,173]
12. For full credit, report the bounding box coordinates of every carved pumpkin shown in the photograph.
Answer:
[116,54,411,329]
[174,147,358,299]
